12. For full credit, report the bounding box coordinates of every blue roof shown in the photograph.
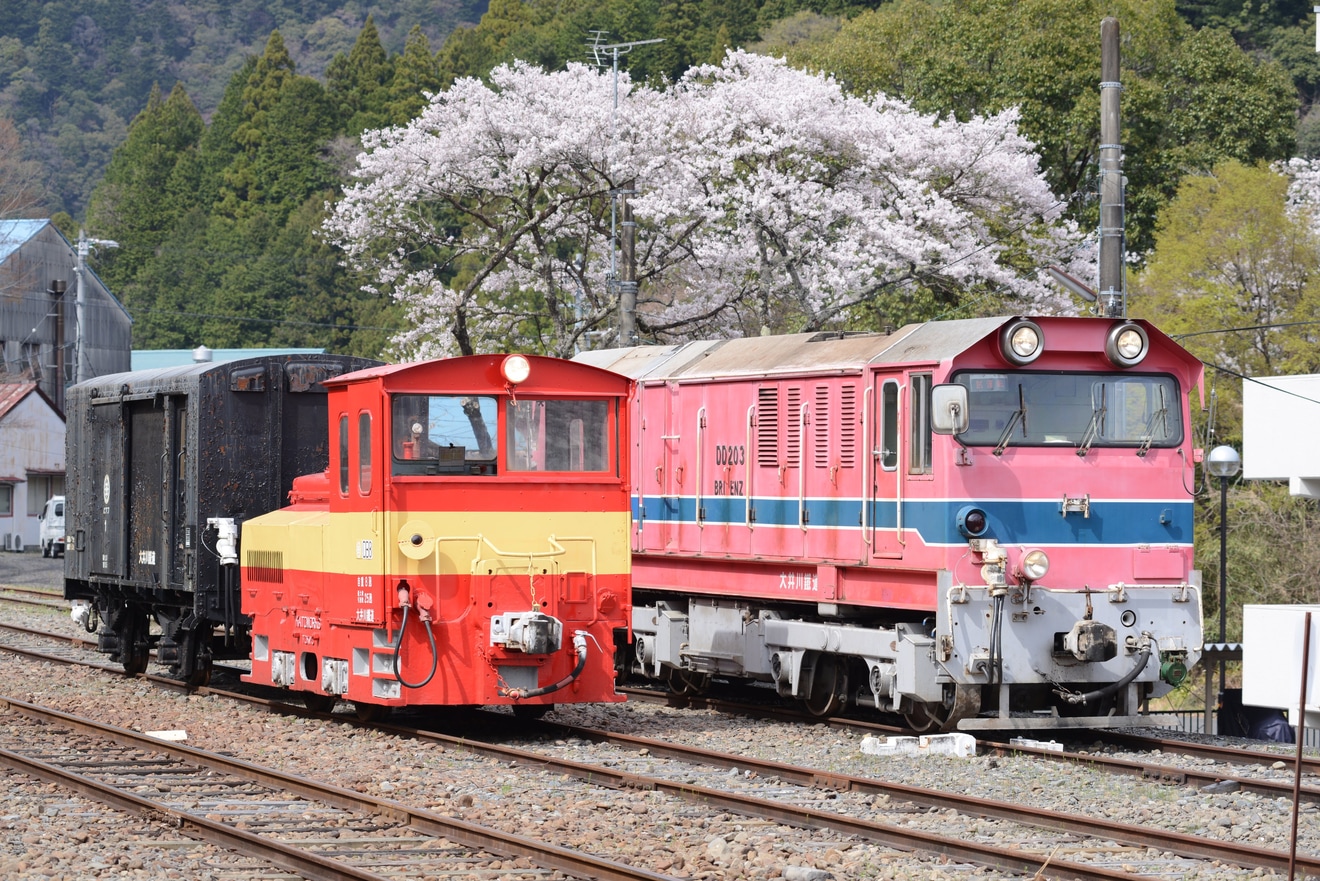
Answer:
[132,348,325,371]
[0,219,50,264]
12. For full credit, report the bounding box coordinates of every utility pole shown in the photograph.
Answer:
[589,33,662,347]
[73,229,118,384]
[1098,18,1125,319]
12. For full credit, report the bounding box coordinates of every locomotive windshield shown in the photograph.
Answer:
[391,394,613,475]
[951,371,1182,450]
[507,399,611,472]
[393,395,498,474]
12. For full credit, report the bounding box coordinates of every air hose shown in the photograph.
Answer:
[391,599,439,689]
[1056,637,1152,706]
[501,631,590,700]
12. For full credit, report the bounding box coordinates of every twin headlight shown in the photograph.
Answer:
[1104,322,1148,368]
[999,319,1044,366]
[998,318,1149,368]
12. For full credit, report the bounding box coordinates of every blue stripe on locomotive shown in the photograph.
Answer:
[633,496,1192,546]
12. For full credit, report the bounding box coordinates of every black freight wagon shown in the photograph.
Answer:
[63,354,380,682]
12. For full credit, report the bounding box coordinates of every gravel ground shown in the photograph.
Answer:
[1,554,1315,880]
[0,550,63,590]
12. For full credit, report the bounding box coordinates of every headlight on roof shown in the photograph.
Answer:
[999,318,1044,366]
[1020,549,1050,581]
[1104,322,1148,368]
[501,354,531,385]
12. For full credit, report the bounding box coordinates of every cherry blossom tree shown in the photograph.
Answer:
[326,52,1084,358]
[630,51,1082,338]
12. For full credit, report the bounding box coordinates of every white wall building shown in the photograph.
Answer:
[1242,375,1320,498]
[0,381,64,551]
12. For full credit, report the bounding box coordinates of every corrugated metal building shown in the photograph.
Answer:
[0,219,132,413]
[0,381,65,551]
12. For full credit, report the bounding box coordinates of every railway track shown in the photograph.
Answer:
[0,694,675,881]
[0,584,68,612]
[626,683,1320,798]
[1,608,1313,788]
[1,618,1316,879]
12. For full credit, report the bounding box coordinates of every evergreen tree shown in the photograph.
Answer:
[655,0,702,81]
[194,58,257,211]
[326,16,396,136]
[86,83,204,289]
[250,76,338,223]
[387,26,444,126]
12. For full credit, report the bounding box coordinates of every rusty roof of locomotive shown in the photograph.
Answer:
[575,317,1009,381]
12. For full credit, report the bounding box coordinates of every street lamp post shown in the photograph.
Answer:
[1206,444,1242,732]
[73,229,118,384]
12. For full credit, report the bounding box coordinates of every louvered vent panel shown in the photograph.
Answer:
[757,387,779,465]
[815,386,830,467]
[840,384,856,468]
[247,550,284,583]
[786,387,802,467]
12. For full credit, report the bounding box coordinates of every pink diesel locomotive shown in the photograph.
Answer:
[580,316,1204,731]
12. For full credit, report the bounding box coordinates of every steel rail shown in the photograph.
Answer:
[2,631,1165,880]
[627,683,1320,801]
[3,626,1317,877]
[1082,727,1319,771]
[360,720,1158,881]
[0,589,68,610]
[531,719,1320,877]
[0,695,679,881]
[0,743,389,881]
[985,738,1320,802]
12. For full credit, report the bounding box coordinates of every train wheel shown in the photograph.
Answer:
[118,612,150,677]
[183,661,212,689]
[903,685,980,734]
[667,668,711,696]
[121,646,148,676]
[802,655,843,717]
[512,704,551,721]
[302,693,337,713]
[354,703,389,723]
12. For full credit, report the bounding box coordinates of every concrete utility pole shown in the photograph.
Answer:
[74,229,118,384]
[589,33,662,347]
[1098,18,1125,319]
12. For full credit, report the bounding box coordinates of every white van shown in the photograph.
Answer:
[39,495,65,558]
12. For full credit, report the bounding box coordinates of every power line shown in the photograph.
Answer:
[1201,359,1320,408]
[1172,320,1320,341]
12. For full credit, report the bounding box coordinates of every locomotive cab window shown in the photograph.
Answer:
[338,414,349,495]
[880,381,899,471]
[952,371,1183,450]
[392,395,498,476]
[909,374,932,474]
[358,412,373,494]
[508,399,612,473]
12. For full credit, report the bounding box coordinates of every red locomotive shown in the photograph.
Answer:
[238,354,633,716]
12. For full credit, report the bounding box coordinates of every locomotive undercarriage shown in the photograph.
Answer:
[70,582,248,687]
[630,570,1200,732]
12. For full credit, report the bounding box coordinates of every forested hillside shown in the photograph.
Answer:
[1,0,1318,362]
[0,0,484,217]
[4,0,1320,640]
